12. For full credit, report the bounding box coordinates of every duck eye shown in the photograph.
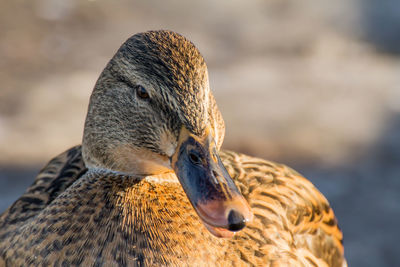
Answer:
[136,85,150,99]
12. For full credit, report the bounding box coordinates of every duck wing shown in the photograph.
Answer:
[0,145,87,238]
[221,150,345,267]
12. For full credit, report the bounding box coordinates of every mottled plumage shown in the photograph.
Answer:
[0,30,345,266]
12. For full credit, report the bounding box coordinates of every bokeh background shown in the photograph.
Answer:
[1,0,399,265]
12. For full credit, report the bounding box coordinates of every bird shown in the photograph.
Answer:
[0,30,345,267]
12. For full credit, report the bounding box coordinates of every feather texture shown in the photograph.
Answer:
[0,146,345,266]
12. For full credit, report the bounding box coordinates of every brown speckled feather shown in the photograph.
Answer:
[0,146,86,234]
[221,151,344,267]
[0,146,345,266]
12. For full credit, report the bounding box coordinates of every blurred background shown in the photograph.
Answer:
[0,0,399,265]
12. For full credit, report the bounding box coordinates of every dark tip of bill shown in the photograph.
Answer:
[227,210,246,231]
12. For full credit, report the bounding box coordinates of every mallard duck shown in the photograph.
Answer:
[0,30,345,266]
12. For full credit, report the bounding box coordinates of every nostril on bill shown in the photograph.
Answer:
[188,151,201,165]
[227,209,246,231]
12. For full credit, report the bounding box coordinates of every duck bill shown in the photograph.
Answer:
[171,127,253,238]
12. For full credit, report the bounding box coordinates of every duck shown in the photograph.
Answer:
[0,30,346,267]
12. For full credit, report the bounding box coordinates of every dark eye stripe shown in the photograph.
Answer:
[116,74,134,87]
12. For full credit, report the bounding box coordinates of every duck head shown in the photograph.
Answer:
[82,30,252,238]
